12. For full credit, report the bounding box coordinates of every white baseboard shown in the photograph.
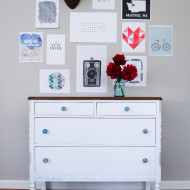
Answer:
[0,180,190,189]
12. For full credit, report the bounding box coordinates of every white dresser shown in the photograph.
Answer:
[28,97,162,190]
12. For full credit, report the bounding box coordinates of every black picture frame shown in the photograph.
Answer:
[122,0,150,20]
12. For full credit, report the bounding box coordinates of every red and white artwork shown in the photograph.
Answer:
[122,22,145,53]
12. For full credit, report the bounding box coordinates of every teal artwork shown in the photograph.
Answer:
[48,72,65,90]
[149,26,173,56]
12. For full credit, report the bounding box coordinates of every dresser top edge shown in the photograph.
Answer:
[28,97,163,101]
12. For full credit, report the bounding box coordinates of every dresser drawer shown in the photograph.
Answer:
[34,102,94,115]
[35,118,155,145]
[35,147,156,174]
[97,102,157,116]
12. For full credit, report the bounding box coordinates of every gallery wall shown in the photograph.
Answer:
[0,0,190,186]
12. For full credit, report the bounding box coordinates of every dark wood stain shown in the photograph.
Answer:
[28,97,162,100]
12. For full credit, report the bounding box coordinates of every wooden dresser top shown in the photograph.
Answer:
[28,97,162,100]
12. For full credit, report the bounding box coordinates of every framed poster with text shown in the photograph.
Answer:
[122,0,150,20]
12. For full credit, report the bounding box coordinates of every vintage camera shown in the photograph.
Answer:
[83,58,101,87]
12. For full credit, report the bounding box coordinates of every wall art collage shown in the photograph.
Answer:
[19,0,173,94]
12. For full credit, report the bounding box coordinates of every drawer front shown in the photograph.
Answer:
[35,147,155,174]
[35,102,94,115]
[35,118,155,145]
[97,102,157,116]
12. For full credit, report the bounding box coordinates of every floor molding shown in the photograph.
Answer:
[0,180,190,189]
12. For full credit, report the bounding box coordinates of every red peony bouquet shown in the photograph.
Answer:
[106,54,138,81]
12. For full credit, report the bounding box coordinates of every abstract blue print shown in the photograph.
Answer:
[48,72,65,90]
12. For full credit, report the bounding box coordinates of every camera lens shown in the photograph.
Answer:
[87,69,97,79]
[94,62,100,68]
[85,62,90,68]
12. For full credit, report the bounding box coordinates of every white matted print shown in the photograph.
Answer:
[70,12,117,43]
[92,0,115,9]
[47,34,65,65]
[76,45,107,93]
[122,22,145,53]
[40,70,70,93]
[19,32,43,62]
[35,0,59,28]
[149,26,173,56]
[125,56,147,86]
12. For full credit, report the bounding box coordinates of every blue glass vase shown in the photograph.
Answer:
[114,78,125,97]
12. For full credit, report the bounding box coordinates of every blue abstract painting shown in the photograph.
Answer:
[48,72,65,90]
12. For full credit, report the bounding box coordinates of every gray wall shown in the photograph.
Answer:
[0,0,190,182]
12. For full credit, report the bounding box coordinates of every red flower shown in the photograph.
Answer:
[113,54,126,65]
[106,62,121,79]
[122,64,138,81]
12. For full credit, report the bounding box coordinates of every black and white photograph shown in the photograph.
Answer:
[122,0,150,20]
[76,45,107,93]
[83,58,101,87]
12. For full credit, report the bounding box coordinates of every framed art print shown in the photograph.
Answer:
[76,45,107,93]
[70,12,117,43]
[40,70,70,93]
[35,0,59,28]
[125,56,147,86]
[149,26,173,56]
[122,0,150,20]
[122,22,145,53]
[19,32,43,62]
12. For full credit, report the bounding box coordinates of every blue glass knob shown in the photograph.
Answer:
[61,106,67,111]
[143,129,148,134]
[125,107,129,112]
[143,158,148,163]
[43,129,48,134]
[43,158,48,163]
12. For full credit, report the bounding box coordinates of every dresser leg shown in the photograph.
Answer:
[41,182,46,190]
[30,181,36,190]
[146,182,150,190]
[155,182,160,190]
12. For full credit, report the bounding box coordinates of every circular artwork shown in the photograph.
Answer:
[48,72,65,90]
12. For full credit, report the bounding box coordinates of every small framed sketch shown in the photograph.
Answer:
[149,26,173,56]
[40,70,70,93]
[122,0,150,20]
[125,56,147,86]
[35,0,59,28]
[92,0,115,9]
[19,32,43,62]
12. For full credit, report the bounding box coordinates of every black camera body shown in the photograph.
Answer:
[83,58,101,87]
